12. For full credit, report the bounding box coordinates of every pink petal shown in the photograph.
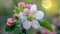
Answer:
[24,8,29,15]
[26,4,32,8]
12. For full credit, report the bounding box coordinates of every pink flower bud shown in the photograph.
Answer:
[18,2,25,7]
[26,4,32,8]
[43,29,49,34]
[13,13,18,18]
[7,18,14,25]
[24,8,29,15]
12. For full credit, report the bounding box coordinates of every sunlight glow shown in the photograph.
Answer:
[41,0,53,9]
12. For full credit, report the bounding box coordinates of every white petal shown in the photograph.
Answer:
[23,20,31,29]
[29,4,37,13]
[31,20,40,29]
[35,11,44,20]
[19,12,27,21]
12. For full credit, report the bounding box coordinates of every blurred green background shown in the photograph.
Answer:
[0,0,60,34]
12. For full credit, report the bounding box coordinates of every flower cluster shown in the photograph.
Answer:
[6,1,44,30]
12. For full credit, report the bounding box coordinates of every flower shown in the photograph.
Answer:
[18,2,25,7]
[18,4,44,29]
[7,18,14,26]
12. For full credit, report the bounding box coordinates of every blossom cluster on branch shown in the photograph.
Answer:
[5,1,53,34]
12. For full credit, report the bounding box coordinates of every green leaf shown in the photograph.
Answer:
[19,6,24,12]
[13,6,24,13]
[5,23,17,32]
[38,20,53,32]
[13,6,19,13]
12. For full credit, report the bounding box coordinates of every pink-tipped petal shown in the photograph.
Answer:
[24,8,29,15]
[26,4,32,8]
[29,4,37,13]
